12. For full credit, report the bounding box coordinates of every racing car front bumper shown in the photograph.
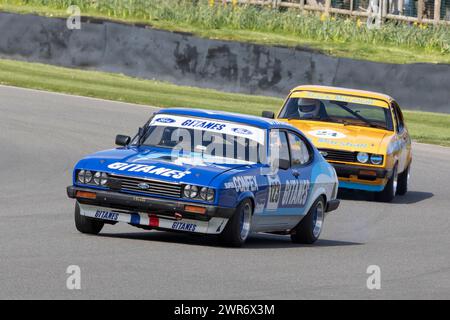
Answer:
[67,186,235,221]
[331,163,393,192]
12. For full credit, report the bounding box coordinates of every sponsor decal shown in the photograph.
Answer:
[172,221,197,232]
[232,176,259,193]
[155,117,176,124]
[318,138,368,149]
[266,175,282,211]
[224,181,235,189]
[150,114,265,144]
[181,119,225,131]
[95,210,119,221]
[107,162,190,179]
[282,180,310,206]
[309,129,346,139]
[232,128,252,135]
[254,198,266,214]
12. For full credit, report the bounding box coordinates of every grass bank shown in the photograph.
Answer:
[0,58,449,146]
[0,0,449,64]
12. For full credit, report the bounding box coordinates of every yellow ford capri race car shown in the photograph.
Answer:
[263,85,412,202]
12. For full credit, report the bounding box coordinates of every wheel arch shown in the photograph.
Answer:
[236,192,255,213]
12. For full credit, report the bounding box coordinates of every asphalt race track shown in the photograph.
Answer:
[0,85,449,299]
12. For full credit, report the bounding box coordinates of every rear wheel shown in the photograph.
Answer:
[219,199,253,247]
[375,165,398,202]
[396,164,410,196]
[291,197,325,244]
[74,202,104,235]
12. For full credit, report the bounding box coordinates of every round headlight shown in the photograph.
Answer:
[100,172,108,186]
[370,154,383,165]
[206,188,215,201]
[200,187,208,200]
[84,170,93,183]
[94,172,109,186]
[183,185,198,198]
[93,172,101,185]
[78,170,86,183]
[357,152,369,164]
[199,187,215,201]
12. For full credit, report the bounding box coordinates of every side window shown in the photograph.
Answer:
[396,103,405,131]
[269,130,290,165]
[392,102,404,132]
[288,132,311,166]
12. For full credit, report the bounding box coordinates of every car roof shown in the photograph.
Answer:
[291,85,394,104]
[155,108,294,130]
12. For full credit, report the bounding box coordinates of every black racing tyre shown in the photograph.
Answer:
[396,164,410,196]
[375,165,398,202]
[219,199,253,247]
[74,202,104,235]
[291,197,325,244]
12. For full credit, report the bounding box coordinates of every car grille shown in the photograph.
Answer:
[319,148,357,163]
[108,174,182,198]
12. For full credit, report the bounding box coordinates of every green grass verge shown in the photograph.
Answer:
[0,0,449,65]
[0,58,449,146]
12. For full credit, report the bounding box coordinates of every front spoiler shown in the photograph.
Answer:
[331,163,392,180]
[67,186,235,220]
[78,203,228,235]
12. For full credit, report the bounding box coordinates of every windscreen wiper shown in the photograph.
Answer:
[340,119,385,130]
[331,101,383,129]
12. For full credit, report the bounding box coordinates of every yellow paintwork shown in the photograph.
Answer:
[277,85,412,190]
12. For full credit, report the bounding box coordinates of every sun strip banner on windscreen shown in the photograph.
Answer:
[150,114,266,145]
[291,91,389,108]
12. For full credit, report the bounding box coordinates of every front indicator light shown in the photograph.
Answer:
[76,191,96,199]
[184,205,206,215]
[357,152,369,164]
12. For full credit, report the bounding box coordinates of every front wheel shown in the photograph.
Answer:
[74,202,104,235]
[219,199,253,247]
[375,165,398,202]
[291,197,325,244]
[396,164,410,196]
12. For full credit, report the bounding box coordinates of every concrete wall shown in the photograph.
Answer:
[0,12,449,113]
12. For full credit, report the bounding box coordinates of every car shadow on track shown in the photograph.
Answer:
[99,231,363,249]
[338,189,433,204]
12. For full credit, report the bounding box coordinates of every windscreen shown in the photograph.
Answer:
[140,114,267,165]
[279,92,393,131]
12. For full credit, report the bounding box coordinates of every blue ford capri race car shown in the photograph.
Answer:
[67,108,340,247]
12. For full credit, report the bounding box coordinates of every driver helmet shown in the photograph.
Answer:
[298,98,321,119]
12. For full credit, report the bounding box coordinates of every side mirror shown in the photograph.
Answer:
[115,134,131,146]
[278,159,291,170]
[270,158,290,171]
[262,111,275,119]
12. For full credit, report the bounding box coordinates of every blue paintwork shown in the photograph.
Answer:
[71,108,336,218]
[339,181,385,192]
